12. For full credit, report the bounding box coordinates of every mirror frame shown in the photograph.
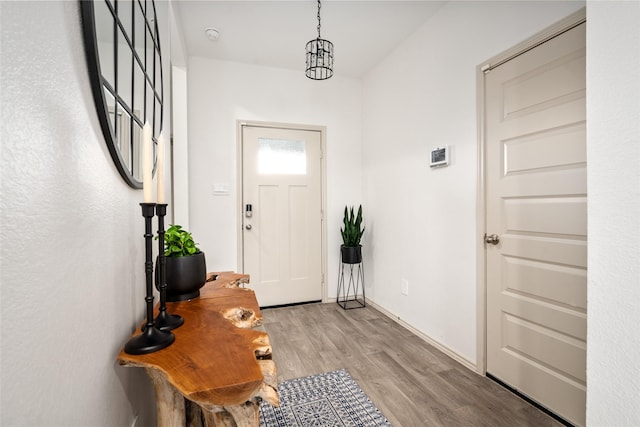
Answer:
[80,0,164,188]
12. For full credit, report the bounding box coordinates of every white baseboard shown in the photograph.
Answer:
[363,298,478,373]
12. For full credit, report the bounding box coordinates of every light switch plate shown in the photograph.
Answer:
[212,183,230,195]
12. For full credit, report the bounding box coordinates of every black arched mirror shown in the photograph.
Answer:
[80,0,163,188]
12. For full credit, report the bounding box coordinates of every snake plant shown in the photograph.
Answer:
[340,205,364,247]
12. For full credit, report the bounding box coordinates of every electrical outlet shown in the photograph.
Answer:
[401,279,409,296]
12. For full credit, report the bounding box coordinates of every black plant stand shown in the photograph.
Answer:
[337,255,366,310]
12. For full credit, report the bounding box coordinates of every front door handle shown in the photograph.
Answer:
[484,234,500,245]
[245,224,252,230]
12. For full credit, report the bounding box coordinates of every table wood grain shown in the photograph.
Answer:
[118,272,278,426]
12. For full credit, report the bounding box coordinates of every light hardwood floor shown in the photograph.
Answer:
[261,302,564,427]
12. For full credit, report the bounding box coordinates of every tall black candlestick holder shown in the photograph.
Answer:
[124,203,175,355]
[153,203,184,331]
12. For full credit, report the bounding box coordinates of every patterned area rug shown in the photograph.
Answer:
[260,369,392,427]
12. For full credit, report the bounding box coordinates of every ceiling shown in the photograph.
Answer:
[172,1,446,78]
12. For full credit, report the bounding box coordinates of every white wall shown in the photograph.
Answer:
[2,1,636,425]
[187,57,362,298]
[171,65,190,227]
[361,1,585,364]
[0,1,172,425]
[586,1,640,425]
[169,1,190,228]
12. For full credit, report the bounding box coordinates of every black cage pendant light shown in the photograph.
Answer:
[305,0,334,80]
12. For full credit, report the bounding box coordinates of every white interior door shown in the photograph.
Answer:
[485,22,587,426]
[241,124,323,307]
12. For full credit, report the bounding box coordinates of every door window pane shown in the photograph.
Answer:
[258,138,306,175]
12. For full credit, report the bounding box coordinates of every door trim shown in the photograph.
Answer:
[236,120,328,303]
[475,8,586,374]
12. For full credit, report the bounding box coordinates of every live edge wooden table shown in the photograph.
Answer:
[117,272,278,427]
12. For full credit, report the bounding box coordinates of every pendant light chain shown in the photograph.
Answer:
[317,0,322,38]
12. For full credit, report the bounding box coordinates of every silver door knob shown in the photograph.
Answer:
[485,234,500,245]
[245,224,252,230]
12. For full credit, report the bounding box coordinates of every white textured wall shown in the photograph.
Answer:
[187,57,362,299]
[169,2,190,228]
[3,1,637,425]
[0,1,171,425]
[361,1,585,363]
[586,1,640,425]
[171,65,190,227]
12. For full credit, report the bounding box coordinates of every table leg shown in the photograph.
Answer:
[145,368,186,427]
[201,400,260,427]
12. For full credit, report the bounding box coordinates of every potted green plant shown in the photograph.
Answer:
[158,224,207,302]
[340,205,364,264]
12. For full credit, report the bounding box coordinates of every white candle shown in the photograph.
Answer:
[157,132,166,204]
[142,122,153,203]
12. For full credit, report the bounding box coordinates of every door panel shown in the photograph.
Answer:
[289,185,310,279]
[503,197,587,236]
[242,125,322,307]
[257,185,279,282]
[485,22,586,426]
[502,257,587,309]
[503,123,586,174]
[501,50,585,118]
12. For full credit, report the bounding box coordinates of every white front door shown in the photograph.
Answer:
[241,124,323,307]
[485,22,587,426]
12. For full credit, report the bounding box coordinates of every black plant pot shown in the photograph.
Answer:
[156,251,207,302]
[341,245,362,264]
